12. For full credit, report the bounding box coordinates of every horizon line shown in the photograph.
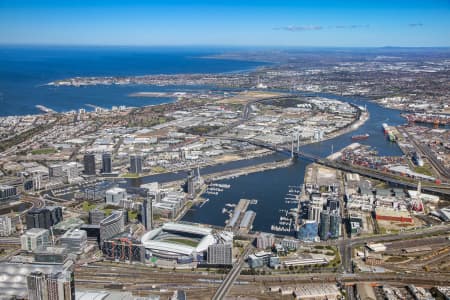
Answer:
[1,43,450,49]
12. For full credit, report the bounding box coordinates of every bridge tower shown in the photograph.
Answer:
[412,181,424,212]
[291,136,294,159]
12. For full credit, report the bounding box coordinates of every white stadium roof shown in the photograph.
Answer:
[162,222,212,236]
[141,223,215,256]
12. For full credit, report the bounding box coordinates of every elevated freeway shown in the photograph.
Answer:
[212,244,253,300]
[205,135,450,198]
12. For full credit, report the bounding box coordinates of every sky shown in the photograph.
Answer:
[0,0,449,47]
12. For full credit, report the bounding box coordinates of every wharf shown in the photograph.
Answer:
[294,184,307,232]
[206,159,292,181]
[35,105,56,114]
[225,199,251,229]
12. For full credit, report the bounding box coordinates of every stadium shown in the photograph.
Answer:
[141,222,216,262]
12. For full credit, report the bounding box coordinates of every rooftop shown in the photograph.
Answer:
[23,228,49,237]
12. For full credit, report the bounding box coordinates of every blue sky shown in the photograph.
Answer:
[0,0,449,46]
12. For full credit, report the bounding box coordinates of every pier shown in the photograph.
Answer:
[35,105,56,114]
[225,199,255,232]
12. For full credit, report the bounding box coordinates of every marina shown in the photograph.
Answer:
[199,198,209,208]
[224,199,256,233]
[204,182,231,195]
[182,92,406,234]
[268,184,302,233]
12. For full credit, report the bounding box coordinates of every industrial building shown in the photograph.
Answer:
[356,283,377,300]
[432,207,450,222]
[292,283,340,299]
[239,210,255,231]
[282,256,329,267]
[375,207,413,223]
[366,243,387,252]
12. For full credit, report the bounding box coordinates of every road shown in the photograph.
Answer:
[399,126,450,180]
[74,260,450,298]
[20,195,44,211]
[204,133,450,198]
[203,95,450,197]
[343,223,450,247]
[212,244,253,300]
[335,224,450,279]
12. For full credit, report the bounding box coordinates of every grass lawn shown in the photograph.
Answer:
[164,238,199,247]
[414,166,433,176]
[151,166,167,173]
[128,210,137,220]
[82,201,96,212]
[31,148,57,155]
[385,256,409,263]
[122,173,140,178]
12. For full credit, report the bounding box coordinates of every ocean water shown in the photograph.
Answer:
[0,46,264,116]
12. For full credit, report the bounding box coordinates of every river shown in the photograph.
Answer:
[180,93,407,234]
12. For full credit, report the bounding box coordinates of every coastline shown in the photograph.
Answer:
[0,46,267,117]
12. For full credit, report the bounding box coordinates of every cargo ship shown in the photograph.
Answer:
[351,133,370,140]
[388,132,396,142]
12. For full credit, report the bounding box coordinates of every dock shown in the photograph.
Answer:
[225,199,254,232]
